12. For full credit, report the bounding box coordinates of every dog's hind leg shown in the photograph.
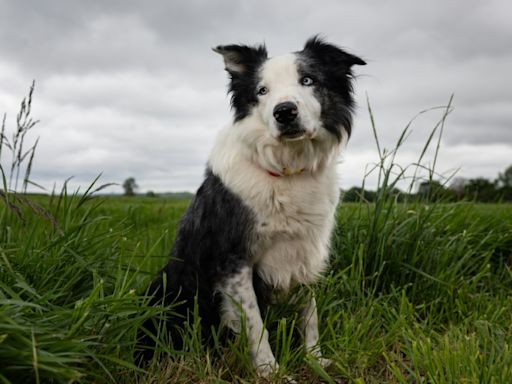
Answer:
[299,294,332,368]
[217,266,278,378]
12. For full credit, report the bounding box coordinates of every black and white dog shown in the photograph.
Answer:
[139,36,365,378]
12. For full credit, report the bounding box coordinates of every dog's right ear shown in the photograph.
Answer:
[213,44,268,76]
[302,36,366,70]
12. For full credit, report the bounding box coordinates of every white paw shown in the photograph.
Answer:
[306,348,333,368]
[255,361,297,383]
[317,357,333,368]
[283,375,297,384]
[255,360,279,378]
[306,352,333,369]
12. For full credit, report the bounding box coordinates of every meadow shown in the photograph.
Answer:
[1,90,512,382]
[1,188,511,383]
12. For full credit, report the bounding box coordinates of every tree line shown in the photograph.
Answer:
[343,165,512,203]
[123,165,512,203]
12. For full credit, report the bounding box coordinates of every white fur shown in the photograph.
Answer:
[210,53,347,378]
[209,54,345,292]
[209,122,341,290]
[217,266,278,376]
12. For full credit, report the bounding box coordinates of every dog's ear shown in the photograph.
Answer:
[213,44,268,76]
[302,36,366,69]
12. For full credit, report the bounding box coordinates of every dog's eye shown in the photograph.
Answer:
[257,86,268,96]
[301,76,314,86]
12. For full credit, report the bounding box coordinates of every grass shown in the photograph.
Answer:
[1,192,511,383]
[1,90,512,383]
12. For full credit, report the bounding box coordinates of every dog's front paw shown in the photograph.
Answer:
[255,361,298,383]
[317,357,333,368]
[283,375,297,384]
[282,376,297,384]
[306,352,333,369]
[255,359,298,383]
[255,360,279,378]
[306,347,333,368]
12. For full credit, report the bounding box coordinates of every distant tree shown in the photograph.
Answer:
[342,187,361,202]
[498,187,512,202]
[342,187,377,202]
[417,180,455,201]
[497,165,512,188]
[496,165,512,201]
[122,177,138,196]
[464,178,497,202]
[342,168,512,204]
[146,190,157,198]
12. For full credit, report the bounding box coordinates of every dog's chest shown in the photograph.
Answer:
[246,177,339,290]
[253,182,330,239]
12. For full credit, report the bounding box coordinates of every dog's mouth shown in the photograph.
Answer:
[279,128,307,141]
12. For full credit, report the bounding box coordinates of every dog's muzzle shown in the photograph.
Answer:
[273,102,306,140]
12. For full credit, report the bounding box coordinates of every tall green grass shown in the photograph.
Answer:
[0,182,164,383]
[1,90,511,383]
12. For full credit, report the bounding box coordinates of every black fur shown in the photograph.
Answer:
[137,169,256,361]
[214,44,268,121]
[297,36,366,140]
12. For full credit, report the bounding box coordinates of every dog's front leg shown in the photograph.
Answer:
[218,266,278,377]
[300,294,331,367]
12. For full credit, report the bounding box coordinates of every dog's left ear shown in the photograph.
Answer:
[302,36,366,69]
[213,44,268,76]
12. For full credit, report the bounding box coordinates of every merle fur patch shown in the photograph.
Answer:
[297,36,366,140]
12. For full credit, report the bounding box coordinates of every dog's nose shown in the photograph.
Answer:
[273,102,298,124]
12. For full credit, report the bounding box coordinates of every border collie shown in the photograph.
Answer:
[138,36,365,379]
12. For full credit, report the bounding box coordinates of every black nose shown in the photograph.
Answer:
[273,102,298,124]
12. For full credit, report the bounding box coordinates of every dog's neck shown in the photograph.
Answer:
[254,138,340,178]
[208,121,344,184]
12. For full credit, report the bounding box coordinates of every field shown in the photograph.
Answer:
[1,187,511,383]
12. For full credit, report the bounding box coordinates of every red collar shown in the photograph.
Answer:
[267,170,282,177]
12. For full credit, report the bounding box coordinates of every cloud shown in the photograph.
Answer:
[1,0,511,193]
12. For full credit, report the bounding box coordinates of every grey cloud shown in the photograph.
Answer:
[1,0,511,192]
[40,71,230,121]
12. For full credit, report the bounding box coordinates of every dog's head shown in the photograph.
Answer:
[214,36,365,144]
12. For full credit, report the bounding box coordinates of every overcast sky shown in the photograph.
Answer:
[1,0,511,193]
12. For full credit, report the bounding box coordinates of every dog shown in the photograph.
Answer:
[138,36,365,378]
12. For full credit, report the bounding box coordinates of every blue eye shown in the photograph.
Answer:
[257,86,268,96]
[301,76,314,86]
